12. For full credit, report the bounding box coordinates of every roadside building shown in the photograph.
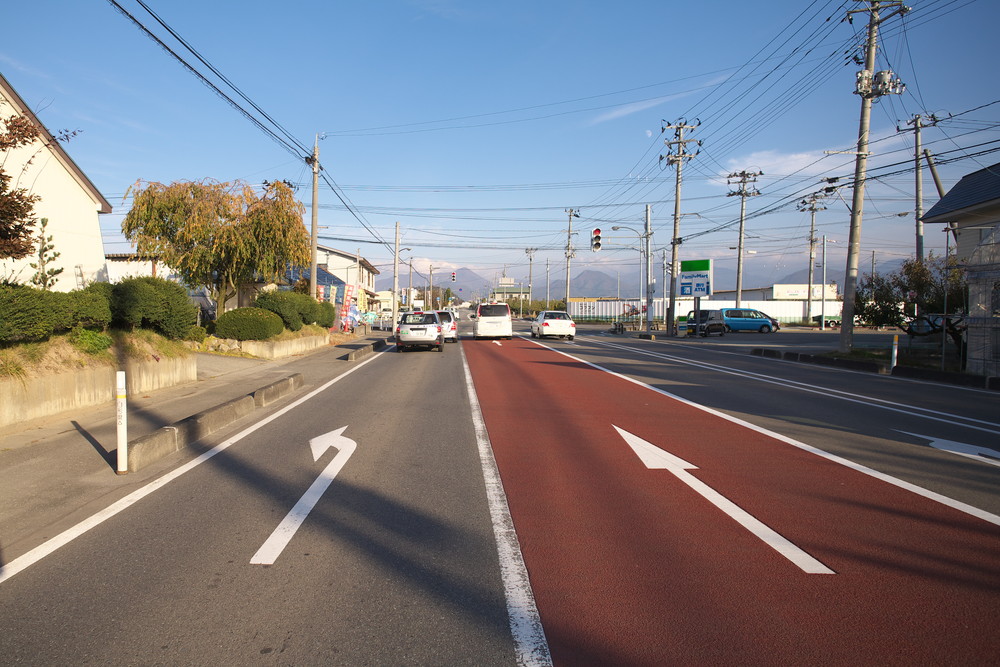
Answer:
[0,72,111,290]
[924,162,1000,375]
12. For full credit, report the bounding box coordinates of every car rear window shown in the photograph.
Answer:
[401,313,437,324]
[436,311,454,322]
[479,304,510,317]
[545,312,569,319]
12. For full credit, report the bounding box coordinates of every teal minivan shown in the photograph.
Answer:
[719,308,780,333]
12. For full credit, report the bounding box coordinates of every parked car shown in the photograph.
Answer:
[470,302,513,339]
[719,308,780,333]
[531,311,576,340]
[685,310,726,337]
[395,311,444,352]
[436,309,459,342]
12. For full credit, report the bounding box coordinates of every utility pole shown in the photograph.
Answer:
[840,0,908,354]
[727,170,762,308]
[308,134,320,301]
[525,247,537,308]
[798,193,827,324]
[661,119,700,335]
[392,222,400,327]
[644,204,654,332]
[564,208,579,307]
[545,258,550,310]
[897,113,938,261]
[428,265,434,311]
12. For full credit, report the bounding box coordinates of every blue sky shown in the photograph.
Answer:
[3,0,997,293]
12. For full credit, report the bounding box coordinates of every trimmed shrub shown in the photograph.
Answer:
[289,292,320,325]
[185,325,208,343]
[0,285,54,343]
[214,307,283,341]
[72,283,113,330]
[112,277,196,340]
[316,301,336,328]
[255,290,302,331]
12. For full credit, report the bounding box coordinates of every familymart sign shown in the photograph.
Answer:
[679,259,713,297]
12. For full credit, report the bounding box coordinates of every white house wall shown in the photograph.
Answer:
[1,92,108,291]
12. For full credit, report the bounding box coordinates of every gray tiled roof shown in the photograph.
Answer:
[922,162,1000,222]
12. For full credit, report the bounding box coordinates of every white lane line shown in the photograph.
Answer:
[582,337,1000,435]
[0,350,386,586]
[461,345,552,667]
[525,339,1000,528]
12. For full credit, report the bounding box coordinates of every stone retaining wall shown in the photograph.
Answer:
[0,355,197,429]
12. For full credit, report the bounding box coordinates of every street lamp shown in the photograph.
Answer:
[614,216,655,332]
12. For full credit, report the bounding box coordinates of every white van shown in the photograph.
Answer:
[470,302,513,339]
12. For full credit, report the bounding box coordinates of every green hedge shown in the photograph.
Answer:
[214,307,284,341]
[254,290,303,331]
[316,301,336,328]
[111,277,196,340]
[0,285,55,342]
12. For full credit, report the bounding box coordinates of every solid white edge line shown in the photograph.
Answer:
[0,349,386,586]
[528,337,1000,528]
[460,344,552,667]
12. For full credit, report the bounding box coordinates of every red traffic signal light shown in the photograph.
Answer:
[451,271,457,282]
[591,228,602,252]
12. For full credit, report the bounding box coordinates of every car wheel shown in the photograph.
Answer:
[531,330,536,338]
[397,345,406,352]
[760,324,772,333]
[725,325,733,333]
[568,335,574,341]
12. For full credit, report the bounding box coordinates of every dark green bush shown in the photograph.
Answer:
[185,325,207,343]
[112,277,196,340]
[0,285,54,342]
[69,326,113,354]
[72,283,113,329]
[214,307,283,341]
[290,292,320,325]
[316,301,336,328]
[254,290,302,331]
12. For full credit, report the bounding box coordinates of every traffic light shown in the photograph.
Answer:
[451,271,457,282]
[590,227,602,252]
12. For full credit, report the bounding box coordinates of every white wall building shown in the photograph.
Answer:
[0,72,111,290]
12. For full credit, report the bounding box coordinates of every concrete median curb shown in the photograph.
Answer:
[344,338,388,361]
[126,373,304,473]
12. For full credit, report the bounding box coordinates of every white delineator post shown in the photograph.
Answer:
[116,371,128,475]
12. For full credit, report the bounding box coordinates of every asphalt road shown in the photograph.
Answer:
[2,318,997,665]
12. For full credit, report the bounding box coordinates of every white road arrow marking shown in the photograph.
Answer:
[493,340,502,346]
[899,431,1000,468]
[251,426,357,565]
[614,425,835,575]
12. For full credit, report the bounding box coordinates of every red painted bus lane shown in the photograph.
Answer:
[464,337,1000,666]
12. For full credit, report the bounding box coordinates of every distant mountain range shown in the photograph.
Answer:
[374,258,908,300]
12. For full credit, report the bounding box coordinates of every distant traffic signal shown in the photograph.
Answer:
[451,271,457,282]
[590,228,602,252]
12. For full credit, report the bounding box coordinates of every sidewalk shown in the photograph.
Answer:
[0,333,391,570]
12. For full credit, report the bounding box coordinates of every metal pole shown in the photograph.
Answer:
[736,193,747,308]
[667,150,684,336]
[645,204,653,332]
[116,371,128,474]
[545,258,550,310]
[392,222,400,330]
[808,206,817,324]
[941,229,949,370]
[821,235,828,331]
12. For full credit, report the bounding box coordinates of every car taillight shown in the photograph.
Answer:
[570,322,576,327]
[436,325,442,332]
[542,322,549,327]
[395,327,400,334]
